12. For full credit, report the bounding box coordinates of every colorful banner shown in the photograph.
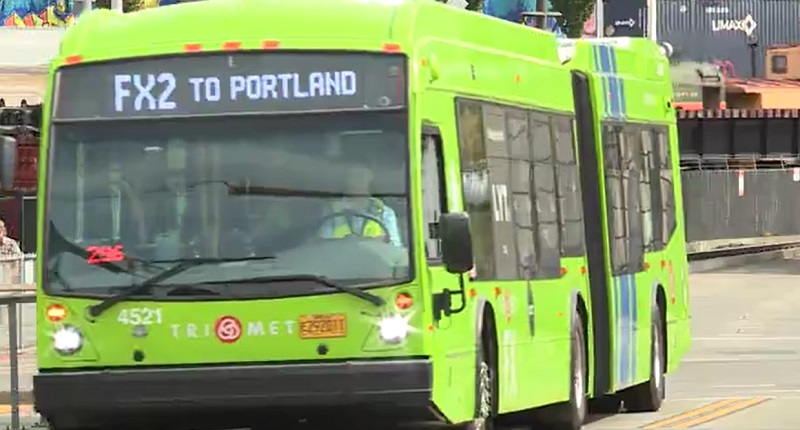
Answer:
[1,0,75,27]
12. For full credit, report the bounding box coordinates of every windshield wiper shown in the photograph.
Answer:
[87,256,275,318]
[207,274,386,307]
[225,183,405,199]
[165,285,221,297]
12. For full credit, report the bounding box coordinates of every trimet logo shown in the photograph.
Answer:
[170,315,296,342]
[711,14,757,37]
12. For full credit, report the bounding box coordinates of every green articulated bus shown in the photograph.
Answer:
[7,0,690,429]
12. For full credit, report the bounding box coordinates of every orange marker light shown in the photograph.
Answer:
[46,304,67,322]
[514,74,521,83]
[262,40,280,50]
[65,55,82,65]
[395,292,413,310]
[222,41,241,51]
[184,43,202,52]
[493,286,502,297]
[644,262,651,270]
[560,267,568,276]
[382,43,401,53]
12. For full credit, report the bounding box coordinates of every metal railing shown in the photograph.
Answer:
[0,254,37,430]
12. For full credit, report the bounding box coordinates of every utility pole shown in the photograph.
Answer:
[646,0,657,41]
[594,0,604,38]
[535,0,547,29]
[78,0,93,16]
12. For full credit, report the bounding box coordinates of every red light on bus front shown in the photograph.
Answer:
[262,40,280,50]
[184,43,203,52]
[395,292,413,310]
[382,43,401,53]
[222,41,241,51]
[46,304,67,322]
[65,55,83,65]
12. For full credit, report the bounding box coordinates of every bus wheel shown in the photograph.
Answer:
[464,323,497,430]
[547,312,587,430]
[623,303,665,412]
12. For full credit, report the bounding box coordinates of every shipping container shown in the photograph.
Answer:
[658,0,800,78]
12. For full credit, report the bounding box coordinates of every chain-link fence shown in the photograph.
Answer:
[682,169,800,242]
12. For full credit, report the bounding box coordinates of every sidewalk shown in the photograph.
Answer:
[685,234,800,253]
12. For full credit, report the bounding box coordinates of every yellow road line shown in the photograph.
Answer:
[640,398,742,429]
[671,397,770,428]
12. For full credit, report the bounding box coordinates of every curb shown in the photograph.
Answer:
[688,248,798,273]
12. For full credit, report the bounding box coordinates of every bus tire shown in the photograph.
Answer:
[623,303,665,412]
[548,311,588,430]
[463,318,498,430]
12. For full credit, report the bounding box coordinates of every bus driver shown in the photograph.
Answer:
[318,164,402,247]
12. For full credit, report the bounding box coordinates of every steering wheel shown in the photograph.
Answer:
[314,210,392,243]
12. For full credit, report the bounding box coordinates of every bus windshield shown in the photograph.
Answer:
[45,112,411,297]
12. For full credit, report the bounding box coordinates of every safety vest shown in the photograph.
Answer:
[330,198,387,240]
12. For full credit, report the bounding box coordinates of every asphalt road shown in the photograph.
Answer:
[3,256,800,429]
[584,255,800,429]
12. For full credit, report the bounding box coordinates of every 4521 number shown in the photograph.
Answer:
[117,308,163,325]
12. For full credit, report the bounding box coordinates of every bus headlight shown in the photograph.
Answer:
[378,314,411,344]
[52,325,83,355]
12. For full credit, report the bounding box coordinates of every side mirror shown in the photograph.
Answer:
[440,211,474,274]
[0,136,16,190]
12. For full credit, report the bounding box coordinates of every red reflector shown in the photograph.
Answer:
[262,40,280,49]
[395,292,413,310]
[382,43,401,53]
[65,55,82,65]
[184,43,202,52]
[222,41,241,50]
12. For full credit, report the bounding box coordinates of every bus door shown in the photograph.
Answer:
[571,70,613,397]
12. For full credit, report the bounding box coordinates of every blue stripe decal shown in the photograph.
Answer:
[612,49,627,118]
[608,47,627,119]
[613,275,621,387]
[603,46,619,118]
[608,77,620,118]
[597,45,611,117]
[632,275,639,384]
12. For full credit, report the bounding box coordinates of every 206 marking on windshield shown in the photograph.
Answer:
[117,308,163,325]
[86,245,125,264]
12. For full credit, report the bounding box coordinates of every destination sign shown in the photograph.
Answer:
[54,52,406,120]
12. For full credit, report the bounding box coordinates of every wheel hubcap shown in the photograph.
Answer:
[654,329,664,394]
[474,360,492,429]
[574,341,585,411]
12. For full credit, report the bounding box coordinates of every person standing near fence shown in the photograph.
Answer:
[0,219,23,284]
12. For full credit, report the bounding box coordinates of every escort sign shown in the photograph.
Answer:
[54,52,406,120]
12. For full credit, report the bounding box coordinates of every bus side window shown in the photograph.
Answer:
[421,127,447,261]
[530,112,561,279]
[656,127,676,246]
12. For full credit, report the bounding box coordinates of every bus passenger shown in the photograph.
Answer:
[318,164,402,247]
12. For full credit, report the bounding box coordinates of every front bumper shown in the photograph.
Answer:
[34,359,433,430]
